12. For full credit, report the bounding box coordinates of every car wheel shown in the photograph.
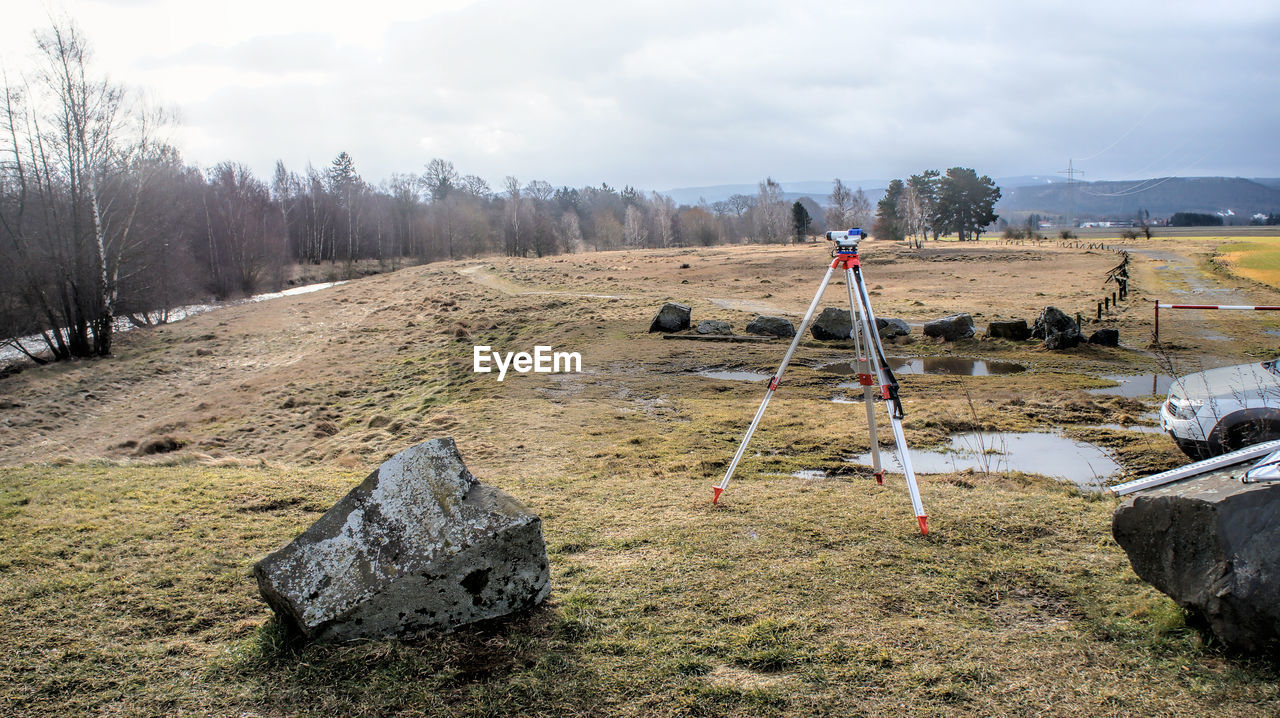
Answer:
[1176,440,1213,460]
[1221,420,1280,453]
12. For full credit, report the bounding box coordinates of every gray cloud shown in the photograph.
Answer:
[59,0,1280,188]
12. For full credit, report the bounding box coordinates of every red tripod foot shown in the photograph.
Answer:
[712,486,724,504]
[917,515,929,535]
[874,470,884,485]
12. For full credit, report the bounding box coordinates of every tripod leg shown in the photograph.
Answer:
[845,267,882,484]
[851,265,929,535]
[714,265,837,503]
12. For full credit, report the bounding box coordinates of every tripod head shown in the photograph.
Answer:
[825,228,863,252]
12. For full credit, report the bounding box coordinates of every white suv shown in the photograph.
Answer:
[1161,359,1280,459]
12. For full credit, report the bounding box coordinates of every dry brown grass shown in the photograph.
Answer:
[2,238,1279,715]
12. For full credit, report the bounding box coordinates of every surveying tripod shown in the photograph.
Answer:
[711,229,929,535]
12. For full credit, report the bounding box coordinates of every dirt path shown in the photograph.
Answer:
[707,297,791,315]
[1124,241,1280,366]
[456,265,629,299]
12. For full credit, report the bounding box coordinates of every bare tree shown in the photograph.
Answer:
[523,179,553,202]
[460,174,491,199]
[753,177,788,243]
[623,203,648,247]
[650,192,675,248]
[384,172,420,257]
[850,187,873,230]
[825,179,873,232]
[825,178,853,230]
[422,158,458,203]
[560,210,583,253]
[0,20,156,359]
[899,183,926,243]
[202,162,285,296]
[503,176,523,256]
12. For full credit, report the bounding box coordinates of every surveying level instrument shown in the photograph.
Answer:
[711,229,929,534]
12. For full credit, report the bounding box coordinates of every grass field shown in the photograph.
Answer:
[1214,237,1280,290]
[3,456,1278,716]
[2,240,1279,716]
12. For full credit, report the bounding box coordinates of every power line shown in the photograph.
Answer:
[1076,106,1159,162]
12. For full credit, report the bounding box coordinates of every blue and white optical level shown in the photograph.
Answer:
[825,228,863,241]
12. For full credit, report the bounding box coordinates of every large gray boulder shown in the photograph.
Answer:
[648,302,691,333]
[746,315,795,338]
[876,317,910,340]
[810,307,852,341]
[1031,306,1082,349]
[254,438,551,641]
[986,319,1031,341]
[922,313,975,341]
[1113,470,1280,653]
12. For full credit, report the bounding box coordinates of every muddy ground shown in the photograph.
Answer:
[3,238,1276,479]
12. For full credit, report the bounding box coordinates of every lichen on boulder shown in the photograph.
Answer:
[254,438,551,640]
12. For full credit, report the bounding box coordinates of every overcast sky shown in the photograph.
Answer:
[3,1,1277,191]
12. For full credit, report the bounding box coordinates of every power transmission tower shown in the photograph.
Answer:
[1058,159,1084,230]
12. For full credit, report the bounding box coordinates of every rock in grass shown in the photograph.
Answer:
[696,319,732,335]
[986,319,1031,341]
[1043,329,1081,350]
[876,317,911,340]
[745,315,795,338]
[810,307,853,340]
[1113,470,1280,653]
[923,313,975,341]
[648,302,691,333]
[254,438,550,641]
[1089,328,1120,346]
[1032,306,1082,349]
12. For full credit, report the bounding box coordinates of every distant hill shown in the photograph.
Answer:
[663,175,1280,222]
[663,175,1061,209]
[662,180,888,207]
[998,177,1280,221]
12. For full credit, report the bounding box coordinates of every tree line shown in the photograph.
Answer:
[870,168,1001,243]
[0,21,1004,364]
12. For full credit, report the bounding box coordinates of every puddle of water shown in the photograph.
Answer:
[847,431,1121,488]
[821,356,1026,377]
[1265,329,1280,338]
[792,470,828,480]
[1086,374,1174,398]
[697,369,772,381]
[1095,423,1164,434]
